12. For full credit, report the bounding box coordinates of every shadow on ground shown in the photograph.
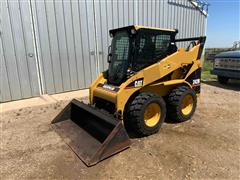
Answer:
[202,79,240,91]
[164,118,183,124]
[126,118,184,139]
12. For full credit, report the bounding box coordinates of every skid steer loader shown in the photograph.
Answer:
[52,25,206,166]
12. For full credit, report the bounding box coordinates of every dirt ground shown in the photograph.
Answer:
[1,81,240,180]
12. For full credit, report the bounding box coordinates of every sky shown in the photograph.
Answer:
[206,0,240,48]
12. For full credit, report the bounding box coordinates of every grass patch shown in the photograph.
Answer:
[201,60,217,81]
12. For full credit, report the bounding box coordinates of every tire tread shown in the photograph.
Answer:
[126,92,165,136]
[167,86,197,122]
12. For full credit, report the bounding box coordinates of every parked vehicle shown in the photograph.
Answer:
[211,51,240,84]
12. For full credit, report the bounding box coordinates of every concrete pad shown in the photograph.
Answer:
[0,89,89,113]
[51,89,89,101]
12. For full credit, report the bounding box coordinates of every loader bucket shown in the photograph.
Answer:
[51,99,131,166]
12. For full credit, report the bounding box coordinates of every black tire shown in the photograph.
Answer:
[125,92,166,136]
[167,86,197,122]
[218,76,228,84]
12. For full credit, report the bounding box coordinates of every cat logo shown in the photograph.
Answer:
[134,80,143,87]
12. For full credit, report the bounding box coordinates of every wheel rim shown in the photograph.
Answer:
[144,103,161,127]
[181,94,193,115]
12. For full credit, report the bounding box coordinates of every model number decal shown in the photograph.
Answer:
[102,84,116,91]
[193,79,200,85]
[97,83,119,92]
[192,79,200,87]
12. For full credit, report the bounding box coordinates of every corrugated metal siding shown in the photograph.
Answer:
[96,0,207,72]
[94,0,136,73]
[31,0,98,94]
[1,0,40,102]
[1,0,207,102]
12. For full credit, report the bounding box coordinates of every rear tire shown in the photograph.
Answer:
[125,92,166,136]
[167,86,197,122]
[218,76,228,84]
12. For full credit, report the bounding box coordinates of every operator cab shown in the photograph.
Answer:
[107,25,178,85]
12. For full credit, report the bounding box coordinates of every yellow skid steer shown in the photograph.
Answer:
[52,25,206,166]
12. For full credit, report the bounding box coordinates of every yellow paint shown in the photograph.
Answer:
[89,28,203,119]
[184,59,201,79]
[89,73,106,103]
[141,84,171,97]
[171,69,184,79]
[93,87,117,103]
[181,94,193,115]
[134,25,176,32]
[144,103,161,127]
[162,79,190,86]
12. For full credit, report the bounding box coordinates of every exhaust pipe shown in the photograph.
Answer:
[51,99,131,166]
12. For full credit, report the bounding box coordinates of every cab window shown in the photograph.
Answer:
[133,30,172,71]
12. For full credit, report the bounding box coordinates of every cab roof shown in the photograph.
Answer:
[109,25,177,35]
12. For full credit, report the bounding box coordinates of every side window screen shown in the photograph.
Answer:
[155,34,171,58]
[133,31,171,71]
[112,32,129,61]
[108,31,130,85]
[137,34,155,62]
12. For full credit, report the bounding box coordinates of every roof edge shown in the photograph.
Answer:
[188,0,209,16]
[134,25,176,32]
[109,25,177,34]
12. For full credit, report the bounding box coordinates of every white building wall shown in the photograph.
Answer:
[0,0,207,102]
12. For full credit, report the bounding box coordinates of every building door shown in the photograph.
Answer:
[31,0,98,94]
[1,0,40,102]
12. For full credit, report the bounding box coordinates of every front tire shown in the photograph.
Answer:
[126,92,166,136]
[167,86,197,122]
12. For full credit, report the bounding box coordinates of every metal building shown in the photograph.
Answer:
[0,0,208,102]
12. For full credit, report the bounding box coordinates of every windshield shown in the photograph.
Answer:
[108,31,130,85]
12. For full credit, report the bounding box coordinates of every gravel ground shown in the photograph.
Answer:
[1,82,240,179]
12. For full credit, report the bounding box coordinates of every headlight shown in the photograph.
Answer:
[214,58,220,67]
